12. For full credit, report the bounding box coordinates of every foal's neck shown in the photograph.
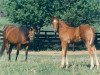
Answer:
[58,20,69,34]
[58,20,69,28]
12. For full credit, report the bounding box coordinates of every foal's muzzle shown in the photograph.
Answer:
[54,28,57,32]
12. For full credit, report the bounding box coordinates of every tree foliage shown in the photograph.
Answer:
[2,0,100,28]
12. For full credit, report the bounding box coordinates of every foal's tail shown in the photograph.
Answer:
[0,32,5,56]
[89,27,95,47]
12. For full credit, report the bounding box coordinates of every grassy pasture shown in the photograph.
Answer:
[0,51,100,75]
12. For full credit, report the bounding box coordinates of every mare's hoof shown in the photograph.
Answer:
[25,59,28,62]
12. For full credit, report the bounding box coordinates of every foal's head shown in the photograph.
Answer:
[52,17,59,32]
[28,27,36,42]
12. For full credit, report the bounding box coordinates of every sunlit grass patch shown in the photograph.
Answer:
[0,52,100,75]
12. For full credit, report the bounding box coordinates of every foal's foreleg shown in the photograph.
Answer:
[61,41,68,68]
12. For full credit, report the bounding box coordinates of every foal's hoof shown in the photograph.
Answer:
[60,65,65,68]
[90,66,94,70]
[96,65,99,70]
[8,59,11,61]
[66,66,68,69]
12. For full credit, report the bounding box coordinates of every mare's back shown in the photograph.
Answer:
[4,25,21,43]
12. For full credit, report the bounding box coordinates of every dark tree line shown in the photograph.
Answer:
[1,0,100,28]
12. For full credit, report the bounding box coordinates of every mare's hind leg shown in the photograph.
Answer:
[15,44,21,61]
[5,41,9,54]
[61,41,68,69]
[86,42,94,69]
[25,46,29,61]
[8,44,13,61]
[91,45,99,69]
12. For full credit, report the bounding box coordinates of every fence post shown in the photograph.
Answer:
[54,32,57,38]
[95,33,97,44]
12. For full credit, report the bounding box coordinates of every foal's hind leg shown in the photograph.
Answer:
[61,41,68,68]
[86,42,94,69]
[91,45,99,69]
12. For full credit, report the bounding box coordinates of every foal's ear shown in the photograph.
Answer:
[52,16,57,19]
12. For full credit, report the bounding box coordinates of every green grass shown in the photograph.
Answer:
[0,17,11,30]
[0,52,100,75]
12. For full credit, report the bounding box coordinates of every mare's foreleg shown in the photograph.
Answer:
[25,45,29,61]
[15,44,21,61]
[61,41,68,69]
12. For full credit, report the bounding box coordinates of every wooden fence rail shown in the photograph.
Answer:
[0,30,100,50]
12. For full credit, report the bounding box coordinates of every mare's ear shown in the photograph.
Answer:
[29,27,35,31]
[27,26,33,31]
[30,26,37,34]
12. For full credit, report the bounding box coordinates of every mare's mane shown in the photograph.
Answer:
[19,27,29,38]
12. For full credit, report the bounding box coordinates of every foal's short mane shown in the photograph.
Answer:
[58,19,70,28]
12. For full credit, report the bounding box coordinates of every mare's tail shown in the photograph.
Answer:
[0,32,5,56]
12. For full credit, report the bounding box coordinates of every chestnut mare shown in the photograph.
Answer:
[52,17,99,69]
[0,25,36,61]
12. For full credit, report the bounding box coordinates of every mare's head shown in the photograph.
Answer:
[52,17,59,32]
[28,27,36,42]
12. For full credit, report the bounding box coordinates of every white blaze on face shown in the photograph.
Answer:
[53,19,57,23]
[53,19,58,32]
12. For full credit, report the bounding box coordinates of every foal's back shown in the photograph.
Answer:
[79,25,95,40]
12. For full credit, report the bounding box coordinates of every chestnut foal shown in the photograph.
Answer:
[52,17,99,69]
